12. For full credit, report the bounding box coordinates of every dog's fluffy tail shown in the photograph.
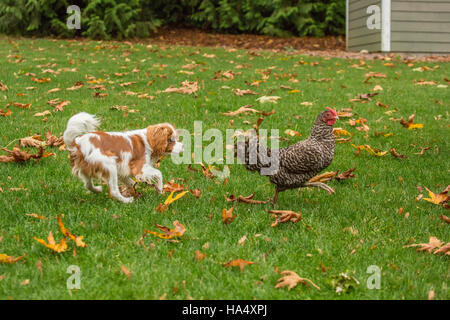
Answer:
[63,112,100,150]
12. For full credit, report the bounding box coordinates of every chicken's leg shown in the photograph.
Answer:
[271,188,279,205]
[303,182,335,194]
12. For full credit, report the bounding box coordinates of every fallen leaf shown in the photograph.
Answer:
[406,236,444,253]
[352,144,387,157]
[164,80,199,95]
[221,105,261,116]
[275,270,320,290]
[268,210,302,227]
[390,148,406,159]
[145,220,186,239]
[423,186,449,205]
[308,171,335,183]
[335,168,356,181]
[400,114,423,129]
[223,259,254,271]
[194,250,205,261]
[234,88,257,96]
[238,235,247,246]
[256,96,281,104]
[0,146,54,163]
[57,216,87,247]
[0,253,25,264]
[120,266,132,279]
[33,232,68,253]
[26,213,48,220]
[222,207,236,224]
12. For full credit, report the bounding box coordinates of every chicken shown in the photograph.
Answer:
[235,108,338,204]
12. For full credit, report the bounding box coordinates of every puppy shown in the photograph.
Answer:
[63,112,183,203]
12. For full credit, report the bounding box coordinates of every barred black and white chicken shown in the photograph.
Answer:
[235,108,338,204]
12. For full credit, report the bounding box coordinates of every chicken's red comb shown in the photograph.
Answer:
[326,107,337,116]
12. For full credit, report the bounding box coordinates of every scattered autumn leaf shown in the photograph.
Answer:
[223,259,254,271]
[0,254,25,264]
[268,210,302,227]
[352,144,387,157]
[57,216,87,247]
[275,270,320,290]
[222,207,236,224]
[423,186,449,206]
[400,114,423,129]
[145,220,186,239]
[33,232,68,253]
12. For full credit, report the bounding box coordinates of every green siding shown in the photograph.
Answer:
[347,0,382,51]
[391,0,450,52]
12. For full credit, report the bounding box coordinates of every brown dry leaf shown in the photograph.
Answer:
[335,168,356,181]
[390,148,406,159]
[47,88,61,94]
[0,253,25,264]
[433,243,450,255]
[439,215,450,224]
[364,72,386,83]
[20,135,46,148]
[199,163,214,178]
[163,180,185,193]
[194,250,205,261]
[0,82,8,91]
[120,266,132,279]
[54,100,69,112]
[190,189,201,198]
[45,130,64,147]
[0,146,54,163]
[221,105,261,116]
[223,259,254,271]
[0,108,12,117]
[268,210,302,227]
[406,236,444,253]
[376,101,389,109]
[12,102,31,109]
[31,77,51,83]
[164,80,199,95]
[400,114,424,130]
[34,110,51,117]
[222,207,236,224]
[145,220,186,239]
[33,232,68,253]
[57,216,87,247]
[428,290,435,300]
[26,213,48,220]
[238,235,247,246]
[66,81,84,91]
[226,193,267,204]
[234,88,258,96]
[275,270,320,290]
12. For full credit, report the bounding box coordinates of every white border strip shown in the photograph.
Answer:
[381,0,391,52]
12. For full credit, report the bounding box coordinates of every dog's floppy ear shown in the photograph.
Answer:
[146,125,171,157]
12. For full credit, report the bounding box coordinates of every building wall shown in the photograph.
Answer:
[347,0,382,51]
[391,0,450,53]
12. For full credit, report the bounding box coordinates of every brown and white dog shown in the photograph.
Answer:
[63,112,183,203]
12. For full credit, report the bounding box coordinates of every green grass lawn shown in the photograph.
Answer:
[0,36,448,300]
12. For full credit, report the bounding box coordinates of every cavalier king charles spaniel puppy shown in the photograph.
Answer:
[63,112,183,203]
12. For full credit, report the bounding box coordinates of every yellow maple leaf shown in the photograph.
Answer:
[145,220,186,239]
[0,253,26,264]
[352,144,387,156]
[34,232,68,253]
[423,186,450,205]
[57,216,87,247]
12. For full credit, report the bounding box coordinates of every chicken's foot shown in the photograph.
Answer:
[303,182,335,194]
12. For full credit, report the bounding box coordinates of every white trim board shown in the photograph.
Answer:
[381,0,391,52]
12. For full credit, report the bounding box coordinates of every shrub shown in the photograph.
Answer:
[0,0,345,39]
